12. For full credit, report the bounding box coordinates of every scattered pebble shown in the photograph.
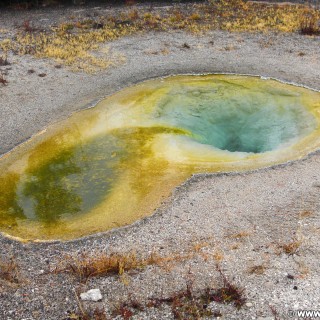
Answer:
[80,289,102,302]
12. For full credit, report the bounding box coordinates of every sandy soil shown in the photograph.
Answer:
[1,3,320,320]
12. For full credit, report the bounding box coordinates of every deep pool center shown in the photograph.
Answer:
[1,74,320,241]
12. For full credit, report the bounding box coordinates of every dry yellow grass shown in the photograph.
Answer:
[192,241,210,252]
[0,0,318,73]
[211,249,225,262]
[214,0,319,32]
[54,250,194,282]
[248,264,266,275]
[227,231,252,239]
[53,238,221,282]
[279,240,302,255]
[11,26,130,73]
[299,210,314,219]
[0,258,20,284]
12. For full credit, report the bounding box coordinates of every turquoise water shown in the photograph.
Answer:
[152,81,316,153]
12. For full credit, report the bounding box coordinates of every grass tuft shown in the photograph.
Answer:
[65,306,107,320]
[300,14,320,35]
[227,231,251,239]
[248,265,266,275]
[0,55,10,66]
[0,70,8,86]
[147,283,215,319]
[279,240,302,255]
[0,258,20,283]
[56,251,147,282]
[299,210,314,219]
[112,297,144,319]
[145,268,245,318]
[211,266,246,309]
[54,250,192,282]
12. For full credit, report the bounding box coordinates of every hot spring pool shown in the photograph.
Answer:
[1,74,320,240]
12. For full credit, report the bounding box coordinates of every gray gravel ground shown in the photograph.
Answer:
[1,3,320,320]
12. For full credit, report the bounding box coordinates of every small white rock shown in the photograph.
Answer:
[80,289,102,302]
[246,302,253,307]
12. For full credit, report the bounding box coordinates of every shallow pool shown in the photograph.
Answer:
[1,74,320,240]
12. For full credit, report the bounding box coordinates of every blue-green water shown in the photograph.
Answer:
[153,81,316,153]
